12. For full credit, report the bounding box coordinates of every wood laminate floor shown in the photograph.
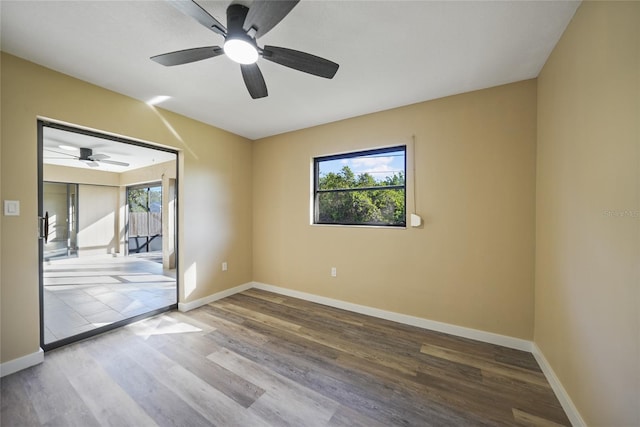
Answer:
[1,289,571,426]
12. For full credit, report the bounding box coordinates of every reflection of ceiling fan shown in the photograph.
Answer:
[78,148,130,168]
[151,0,339,99]
[45,147,130,168]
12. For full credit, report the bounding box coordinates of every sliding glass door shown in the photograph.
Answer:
[127,184,163,254]
[39,120,179,351]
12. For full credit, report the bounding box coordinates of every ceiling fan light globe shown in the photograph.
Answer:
[224,38,258,64]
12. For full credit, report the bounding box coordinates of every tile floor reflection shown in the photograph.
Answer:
[43,254,177,344]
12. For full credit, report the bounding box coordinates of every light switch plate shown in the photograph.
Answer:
[4,200,20,216]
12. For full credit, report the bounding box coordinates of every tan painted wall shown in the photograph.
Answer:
[0,53,253,363]
[44,163,120,186]
[77,184,119,256]
[253,80,537,340]
[535,2,640,425]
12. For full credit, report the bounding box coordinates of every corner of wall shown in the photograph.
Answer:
[531,344,587,427]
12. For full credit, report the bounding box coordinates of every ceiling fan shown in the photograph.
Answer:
[78,148,130,168]
[45,147,130,168]
[151,0,339,99]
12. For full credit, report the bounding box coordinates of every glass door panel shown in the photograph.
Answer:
[43,182,78,260]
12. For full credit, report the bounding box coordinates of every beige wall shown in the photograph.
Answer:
[77,184,119,256]
[44,163,120,186]
[536,2,640,426]
[0,53,253,363]
[253,80,537,340]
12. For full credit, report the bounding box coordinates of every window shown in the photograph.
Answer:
[314,146,406,226]
[127,183,163,253]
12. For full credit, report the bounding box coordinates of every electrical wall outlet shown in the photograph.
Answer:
[331,267,337,277]
[222,262,228,271]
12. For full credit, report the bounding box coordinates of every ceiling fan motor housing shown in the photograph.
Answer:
[79,147,92,160]
[224,4,259,65]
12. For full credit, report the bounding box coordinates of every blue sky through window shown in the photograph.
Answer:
[319,150,405,183]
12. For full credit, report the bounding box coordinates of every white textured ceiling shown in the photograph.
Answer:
[1,0,580,140]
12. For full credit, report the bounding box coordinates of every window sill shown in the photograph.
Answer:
[311,223,407,230]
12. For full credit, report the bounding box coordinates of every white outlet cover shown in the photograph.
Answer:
[4,200,20,216]
[410,213,422,227]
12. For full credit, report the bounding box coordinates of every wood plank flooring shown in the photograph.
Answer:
[1,289,571,426]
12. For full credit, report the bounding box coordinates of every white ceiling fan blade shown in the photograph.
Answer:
[89,153,110,161]
[44,148,80,159]
[82,160,100,167]
[99,159,130,167]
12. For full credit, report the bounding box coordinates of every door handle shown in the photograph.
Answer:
[44,211,49,244]
[40,211,49,243]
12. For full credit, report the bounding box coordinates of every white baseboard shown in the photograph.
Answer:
[178,282,253,312]
[532,343,586,427]
[251,282,532,352]
[0,348,44,378]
